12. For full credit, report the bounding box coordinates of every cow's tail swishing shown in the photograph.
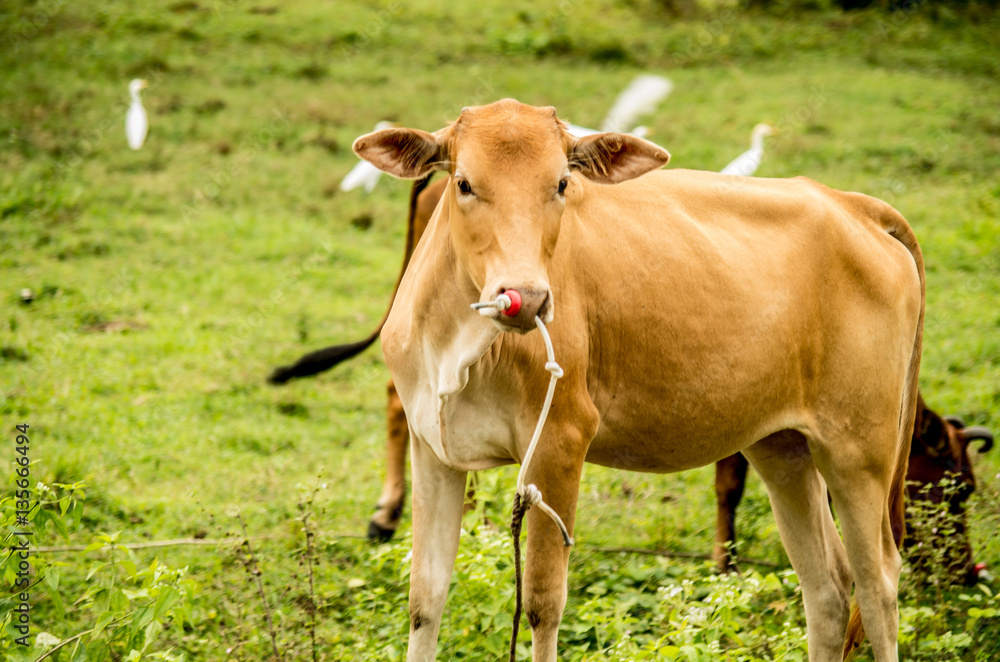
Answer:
[268,175,434,384]
[843,201,926,660]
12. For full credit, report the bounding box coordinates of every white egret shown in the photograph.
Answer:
[565,123,645,139]
[566,75,673,138]
[600,74,673,133]
[720,123,776,177]
[339,76,673,193]
[126,79,149,150]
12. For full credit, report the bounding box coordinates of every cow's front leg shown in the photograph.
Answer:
[406,437,467,662]
[520,426,587,662]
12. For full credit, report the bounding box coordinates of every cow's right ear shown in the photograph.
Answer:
[353,128,447,179]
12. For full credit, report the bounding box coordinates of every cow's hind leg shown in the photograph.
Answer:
[743,431,853,662]
[369,380,409,541]
[820,427,903,662]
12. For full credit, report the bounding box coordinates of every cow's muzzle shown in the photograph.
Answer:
[480,285,552,333]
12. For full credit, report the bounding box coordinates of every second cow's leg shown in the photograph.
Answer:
[714,452,750,572]
[369,380,409,541]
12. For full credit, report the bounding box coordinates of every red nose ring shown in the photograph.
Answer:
[502,290,522,317]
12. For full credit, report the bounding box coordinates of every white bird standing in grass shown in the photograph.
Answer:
[126,79,149,150]
[720,123,776,176]
[340,75,673,193]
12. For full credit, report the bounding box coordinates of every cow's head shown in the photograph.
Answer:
[906,393,993,584]
[353,99,670,332]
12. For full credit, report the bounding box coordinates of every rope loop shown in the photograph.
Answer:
[521,484,543,506]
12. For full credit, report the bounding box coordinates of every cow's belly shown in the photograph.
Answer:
[408,354,810,477]
[583,349,814,472]
[571,291,814,471]
[585,400,808,473]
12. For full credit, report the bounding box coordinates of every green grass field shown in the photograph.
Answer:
[2,0,1000,660]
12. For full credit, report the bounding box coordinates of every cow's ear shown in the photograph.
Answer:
[569,133,670,184]
[915,408,949,457]
[353,128,447,179]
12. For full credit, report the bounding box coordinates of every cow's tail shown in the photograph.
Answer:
[843,201,925,660]
[268,175,433,384]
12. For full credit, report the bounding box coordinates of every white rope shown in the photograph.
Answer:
[470,302,574,662]
[468,297,574,547]
[515,316,573,547]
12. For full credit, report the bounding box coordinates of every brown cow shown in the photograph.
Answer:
[904,397,993,583]
[714,395,993,584]
[275,178,990,595]
[358,100,923,661]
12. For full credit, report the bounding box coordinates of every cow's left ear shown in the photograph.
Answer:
[354,128,447,179]
[916,408,949,457]
[569,133,670,184]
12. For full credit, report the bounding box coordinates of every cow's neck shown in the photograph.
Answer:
[410,187,500,404]
[385,187,533,468]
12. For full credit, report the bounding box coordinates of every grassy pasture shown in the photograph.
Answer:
[1,0,999,659]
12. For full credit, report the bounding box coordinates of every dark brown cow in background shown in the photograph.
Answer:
[714,393,993,583]
[270,177,993,581]
[905,396,993,583]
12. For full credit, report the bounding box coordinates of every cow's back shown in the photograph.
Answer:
[560,169,922,471]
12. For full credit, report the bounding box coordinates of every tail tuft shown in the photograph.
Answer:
[842,599,864,660]
[267,338,376,384]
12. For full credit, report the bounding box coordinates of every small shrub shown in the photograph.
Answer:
[1,481,196,662]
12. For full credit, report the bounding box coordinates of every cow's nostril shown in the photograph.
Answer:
[519,289,549,320]
[501,289,523,317]
[537,293,552,320]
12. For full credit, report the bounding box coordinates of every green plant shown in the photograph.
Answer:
[897,584,1000,661]
[1,482,195,662]
[903,476,975,592]
[892,477,1000,660]
[219,481,336,662]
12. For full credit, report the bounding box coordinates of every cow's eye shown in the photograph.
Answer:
[457,179,473,196]
[557,178,569,196]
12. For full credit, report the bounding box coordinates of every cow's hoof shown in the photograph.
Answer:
[368,520,397,543]
[716,562,740,575]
